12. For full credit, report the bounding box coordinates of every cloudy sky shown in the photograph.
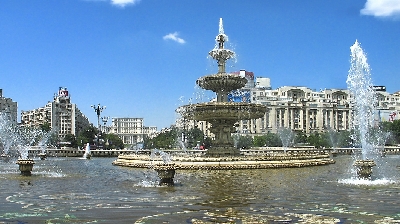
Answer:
[1,0,399,129]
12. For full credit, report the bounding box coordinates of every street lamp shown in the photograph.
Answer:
[91,104,106,148]
[91,104,106,130]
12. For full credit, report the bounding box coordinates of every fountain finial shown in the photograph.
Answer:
[209,18,234,73]
[216,18,227,49]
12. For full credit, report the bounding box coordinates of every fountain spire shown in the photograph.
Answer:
[219,18,224,35]
[181,18,266,156]
[209,18,234,74]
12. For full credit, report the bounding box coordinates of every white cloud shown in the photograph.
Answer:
[111,0,140,7]
[361,0,400,17]
[163,32,186,44]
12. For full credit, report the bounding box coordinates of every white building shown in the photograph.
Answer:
[21,87,91,139]
[0,89,18,123]
[178,70,400,138]
[111,117,157,147]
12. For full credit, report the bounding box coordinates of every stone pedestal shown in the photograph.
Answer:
[84,153,91,159]
[354,160,376,179]
[206,146,240,156]
[16,159,35,176]
[153,164,176,186]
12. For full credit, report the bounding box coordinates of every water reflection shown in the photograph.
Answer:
[0,156,399,223]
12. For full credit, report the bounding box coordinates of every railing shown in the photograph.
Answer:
[22,145,400,158]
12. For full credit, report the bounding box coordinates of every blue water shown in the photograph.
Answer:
[1,156,399,223]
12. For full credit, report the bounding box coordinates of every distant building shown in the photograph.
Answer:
[178,70,400,139]
[0,89,18,123]
[20,87,91,139]
[110,117,157,147]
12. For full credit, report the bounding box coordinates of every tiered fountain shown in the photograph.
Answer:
[113,18,335,172]
[178,18,266,156]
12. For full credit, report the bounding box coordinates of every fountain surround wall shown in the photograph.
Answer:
[178,18,266,156]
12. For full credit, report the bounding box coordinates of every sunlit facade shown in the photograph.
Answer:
[20,87,91,139]
[178,70,400,138]
[111,117,157,146]
[0,89,18,123]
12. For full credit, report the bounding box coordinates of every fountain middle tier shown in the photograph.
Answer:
[196,73,247,102]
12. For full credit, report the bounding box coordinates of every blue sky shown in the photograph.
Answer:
[1,0,400,130]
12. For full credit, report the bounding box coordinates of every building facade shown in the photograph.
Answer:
[0,89,18,123]
[20,87,91,139]
[110,117,157,147]
[178,70,400,139]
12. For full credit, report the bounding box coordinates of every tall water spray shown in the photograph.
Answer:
[277,127,295,153]
[346,40,380,160]
[0,113,18,156]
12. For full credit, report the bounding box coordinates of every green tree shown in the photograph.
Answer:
[183,127,205,148]
[235,135,253,149]
[39,122,52,132]
[307,132,329,148]
[253,135,267,147]
[104,133,124,149]
[145,126,179,149]
[76,126,97,148]
[382,120,400,144]
[295,131,308,145]
[63,134,78,148]
[265,133,282,147]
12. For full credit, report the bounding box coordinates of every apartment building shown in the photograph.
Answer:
[21,87,91,139]
[111,117,157,146]
[0,89,18,123]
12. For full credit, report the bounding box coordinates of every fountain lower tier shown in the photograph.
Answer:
[113,154,335,170]
[181,102,266,121]
[179,102,266,155]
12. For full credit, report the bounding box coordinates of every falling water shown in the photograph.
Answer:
[150,149,172,165]
[38,128,56,154]
[346,40,379,160]
[277,127,295,153]
[84,143,91,159]
[0,113,18,156]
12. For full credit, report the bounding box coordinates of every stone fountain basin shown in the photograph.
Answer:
[196,73,247,92]
[180,102,266,121]
[353,160,376,167]
[16,159,35,165]
[208,48,235,61]
[113,154,335,170]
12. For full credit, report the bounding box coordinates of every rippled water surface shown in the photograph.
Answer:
[1,156,400,223]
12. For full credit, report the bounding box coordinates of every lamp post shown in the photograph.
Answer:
[91,104,106,130]
[91,104,106,148]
